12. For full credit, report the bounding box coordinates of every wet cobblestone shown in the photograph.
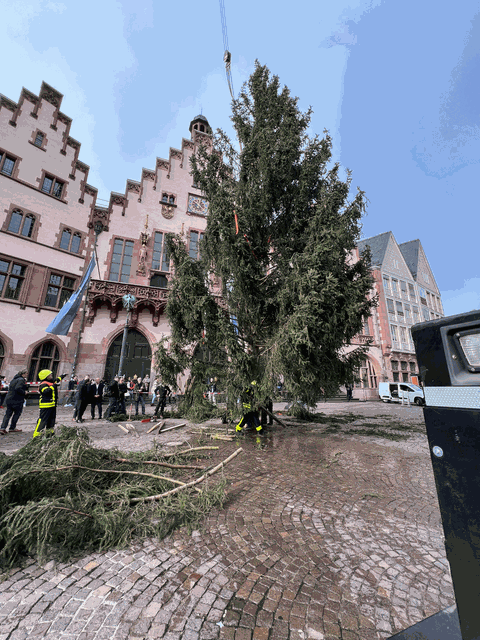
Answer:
[0,402,455,638]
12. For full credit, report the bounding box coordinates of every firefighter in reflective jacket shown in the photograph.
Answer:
[236,381,262,434]
[33,369,67,438]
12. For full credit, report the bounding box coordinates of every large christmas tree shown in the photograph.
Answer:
[155,63,377,413]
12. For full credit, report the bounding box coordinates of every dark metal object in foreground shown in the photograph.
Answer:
[388,311,480,640]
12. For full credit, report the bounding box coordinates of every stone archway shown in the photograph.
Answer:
[104,329,152,381]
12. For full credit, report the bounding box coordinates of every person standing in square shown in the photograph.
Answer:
[90,377,104,419]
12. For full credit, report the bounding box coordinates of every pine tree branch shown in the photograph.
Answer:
[130,447,243,504]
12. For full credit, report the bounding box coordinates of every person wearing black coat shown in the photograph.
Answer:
[154,383,171,418]
[104,377,120,419]
[117,377,128,415]
[0,369,28,434]
[73,375,91,423]
[89,378,104,419]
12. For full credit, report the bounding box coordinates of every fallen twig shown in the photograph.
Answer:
[162,446,219,458]
[52,464,201,491]
[117,424,129,433]
[113,458,203,470]
[130,447,243,503]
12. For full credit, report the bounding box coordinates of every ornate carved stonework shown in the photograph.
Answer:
[187,194,208,216]
[67,136,81,150]
[161,204,175,219]
[142,169,155,181]
[76,160,89,173]
[0,96,17,112]
[110,194,126,207]
[127,181,141,194]
[183,139,194,150]
[88,207,110,232]
[40,83,62,108]
[22,89,38,105]
[156,159,169,171]
[84,184,97,197]
[170,149,182,160]
[58,112,72,125]
[87,280,168,327]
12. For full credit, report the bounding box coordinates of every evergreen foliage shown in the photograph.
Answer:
[0,426,225,568]
[155,62,377,409]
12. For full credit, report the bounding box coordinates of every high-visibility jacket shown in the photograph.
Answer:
[38,376,62,408]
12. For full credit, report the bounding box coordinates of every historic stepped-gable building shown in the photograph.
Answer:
[357,231,444,393]
[0,81,212,385]
[0,81,444,397]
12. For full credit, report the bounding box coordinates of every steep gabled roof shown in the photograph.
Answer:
[357,231,392,268]
[398,239,420,279]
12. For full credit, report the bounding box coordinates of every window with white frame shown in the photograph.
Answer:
[391,278,399,295]
[386,298,395,314]
[390,324,399,342]
[109,238,134,283]
[383,275,391,293]
[400,280,408,299]
[189,230,204,260]
[408,283,416,301]
[404,304,411,322]
[151,231,170,272]
[396,301,404,317]
[413,306,420,323]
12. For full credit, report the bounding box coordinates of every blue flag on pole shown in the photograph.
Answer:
[45,255,96,336]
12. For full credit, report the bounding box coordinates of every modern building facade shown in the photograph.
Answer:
[0,81,444,399]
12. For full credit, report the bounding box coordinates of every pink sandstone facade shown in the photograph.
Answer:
[0,81,444,398]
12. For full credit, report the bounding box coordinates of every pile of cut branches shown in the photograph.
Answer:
[0,426,241,569]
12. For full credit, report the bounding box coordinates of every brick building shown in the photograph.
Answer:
[0,82,444,398]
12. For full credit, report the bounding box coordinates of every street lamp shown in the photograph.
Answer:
[117,293,136,377]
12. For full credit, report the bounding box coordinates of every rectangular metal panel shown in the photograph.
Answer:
[425,387,480,410]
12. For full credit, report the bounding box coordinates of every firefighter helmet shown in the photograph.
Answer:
[38,369,53,381]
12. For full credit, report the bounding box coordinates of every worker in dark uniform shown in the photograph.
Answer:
[33,370,67,438]
[236,381,262,434]
[153,382,171,418]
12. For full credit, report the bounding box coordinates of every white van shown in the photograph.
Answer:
[379,382,425,406]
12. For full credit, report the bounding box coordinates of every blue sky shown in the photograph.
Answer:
[1,0,479,316]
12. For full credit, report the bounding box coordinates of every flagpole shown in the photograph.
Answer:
[72,223,103,376]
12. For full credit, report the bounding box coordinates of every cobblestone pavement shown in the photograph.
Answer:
[0,401,456,639]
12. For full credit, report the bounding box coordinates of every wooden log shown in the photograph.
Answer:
[160,422,187,433]
[147,421,164,434]
[130,447,243,504]
[117,424,129,433]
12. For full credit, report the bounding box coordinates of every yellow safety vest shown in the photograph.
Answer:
[38,378,61,408]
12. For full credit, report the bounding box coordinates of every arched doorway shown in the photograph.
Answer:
[104,329,152,381]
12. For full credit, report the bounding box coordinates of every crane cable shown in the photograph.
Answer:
[219,0,246,241]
